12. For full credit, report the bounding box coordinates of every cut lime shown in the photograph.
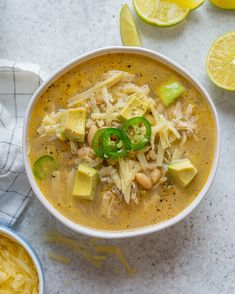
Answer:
[207,32,235,91]
[133,0,189,27]
[173,0,205,10]
[209,0,235,9]
[120,4,142,47]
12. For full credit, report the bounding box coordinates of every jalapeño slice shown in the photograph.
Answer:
[92,129,106,158]
[102,128,131,159]
[33,155,59,180]
[122,116,151,151]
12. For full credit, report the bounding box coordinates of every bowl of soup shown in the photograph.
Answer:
[23,47,220,238]
[0,225,44,293]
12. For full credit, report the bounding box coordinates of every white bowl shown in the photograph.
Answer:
[23,47,220,239]
[0,225,45,293]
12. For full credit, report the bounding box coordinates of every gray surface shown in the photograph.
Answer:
[1,1,235,293]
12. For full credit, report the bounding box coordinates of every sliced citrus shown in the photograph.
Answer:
[133,0,190,27]
[120,4,142,47]
[209,0,235,9]
[207,32,235,91]
[173,0,205,10]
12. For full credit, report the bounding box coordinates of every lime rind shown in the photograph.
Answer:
[206,32,235,91]
[133,0,190,27]
[189,0,205,10]
[173,0,205,11]
[209,0,235,10]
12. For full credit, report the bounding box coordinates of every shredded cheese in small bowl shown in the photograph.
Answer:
[0,225,44,294]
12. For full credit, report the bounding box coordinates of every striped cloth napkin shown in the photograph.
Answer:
[0,59,46,226]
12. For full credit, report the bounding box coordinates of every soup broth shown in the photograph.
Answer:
[28,53,215,231]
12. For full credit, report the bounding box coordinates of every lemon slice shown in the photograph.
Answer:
[207,32,235,91]
[120,4,142,47]
[209,0,235,9]
[173,0,205,10]
[133,0,190,27]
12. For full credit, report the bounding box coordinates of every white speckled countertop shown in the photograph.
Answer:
[0,1,235,293]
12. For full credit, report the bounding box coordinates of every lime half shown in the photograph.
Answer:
[173,0,205,10]
[133,0,189,27]
[120,4,142,47]
[209,0,235,9]
[207,32,235,91]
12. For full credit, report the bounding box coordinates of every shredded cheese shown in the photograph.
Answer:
[93,245,136,277]
[48,252,71,265]
[114,82,140,94]
[44,233,105,268]
[151,115,180,151]
[136,152,153,171]
[0,234,39,293]
[118,158,141,204]
[68,71,126,107]
[99,166,122,190]
[44,232,136,277]
[100,192,115,219]
[156,141,165,167]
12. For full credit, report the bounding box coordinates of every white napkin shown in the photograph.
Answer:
[0,59,47,226]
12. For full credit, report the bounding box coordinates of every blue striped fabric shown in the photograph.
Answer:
[0,60,45,226]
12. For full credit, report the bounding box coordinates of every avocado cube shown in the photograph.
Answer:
[73,164,98,200]
[157,81,185,106]
[61,108,86,142]
[120,95,149,120]
[168,158,198,188]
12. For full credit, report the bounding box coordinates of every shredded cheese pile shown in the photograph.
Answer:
[0,234,39,293]
[44,232,136,277]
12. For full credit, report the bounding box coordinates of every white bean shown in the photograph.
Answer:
[87,125,98,146]
[150,169,161,185]
[156,103,165,114]
[135,173,152,190]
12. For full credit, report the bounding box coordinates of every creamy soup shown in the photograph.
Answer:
[28,53,215,231]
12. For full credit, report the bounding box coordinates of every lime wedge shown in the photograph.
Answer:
[133,0,189,27]
[209,0,235,9]
[120,4,142,47]
[173,0,205,10]
[207,32,235,91]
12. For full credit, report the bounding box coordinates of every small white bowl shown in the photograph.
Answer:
[0,225,45,293]
[23,47,220,239]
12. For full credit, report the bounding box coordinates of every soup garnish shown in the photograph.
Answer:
[28,54,215,230]
[123,116,151,150]
[35,71,195,205]
[33,155,59,180]
[157,80,185,106]
[44,231,136,276]
[101,127,131,159]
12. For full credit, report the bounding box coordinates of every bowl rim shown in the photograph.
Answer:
[23,46,220,239]
[0,225,45,293]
